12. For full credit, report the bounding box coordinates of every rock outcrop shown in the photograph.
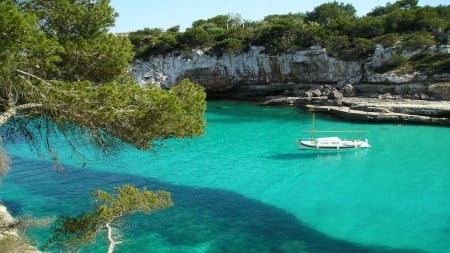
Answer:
[0,204,41,253]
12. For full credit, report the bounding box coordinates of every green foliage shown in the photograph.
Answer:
[176,27,211,51]
[255,23,292,52]
[355,16,385,39]
[128,28,172,59]
[373,54,409,73]
[212,38,245,55]
[0,1,207,154]
[253,14,307,53]
[339,38,376,60]
[193,15,229,29]
[16,78,206,151]
[324,35,351,58]
[127,1,449,61]
[46,184,173,251]
[142,33,179,57]
[414,6,443,31]
[305,1,357,26]
[167,25,180,33]
[374,33,403,47]
[22,0,134,83]
[400,32,435,50]
[0,0,60,95]
[0,1,205,251]
[384,8,417,33]
[409,52,450,74]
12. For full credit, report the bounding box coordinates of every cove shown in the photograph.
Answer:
[1,100,449,253]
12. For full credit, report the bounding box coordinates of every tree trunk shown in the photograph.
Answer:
[106,223,115,253]
[0,107,16,127]
[0,103,42,127]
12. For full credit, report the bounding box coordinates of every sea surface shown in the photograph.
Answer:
[1,100,449,253]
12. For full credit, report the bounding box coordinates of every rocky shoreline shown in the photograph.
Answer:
[262,96,450,125]
[0,204,41,253]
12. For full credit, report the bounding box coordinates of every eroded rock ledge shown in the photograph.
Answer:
[263,96,450,125]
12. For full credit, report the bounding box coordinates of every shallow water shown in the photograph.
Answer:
[1,101,449,253]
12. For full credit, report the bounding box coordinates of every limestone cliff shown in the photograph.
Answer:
[131,45,450,100]
[132,46,362,98]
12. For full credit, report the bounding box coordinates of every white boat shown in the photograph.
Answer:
[298,113,370,150]
[299,136,370,150]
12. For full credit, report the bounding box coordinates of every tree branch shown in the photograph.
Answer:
[105,222,116,253]
[0,103,43,127]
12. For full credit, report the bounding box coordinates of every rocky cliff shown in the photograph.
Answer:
[131,45,450,100]
[132,46,361,98]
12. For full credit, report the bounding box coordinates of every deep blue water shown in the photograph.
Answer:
[1,101,449,253]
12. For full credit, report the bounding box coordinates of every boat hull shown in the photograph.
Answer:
[298,138,370,150]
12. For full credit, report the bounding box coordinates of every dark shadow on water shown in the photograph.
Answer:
[0,199,22,214]
[1,156,422,253]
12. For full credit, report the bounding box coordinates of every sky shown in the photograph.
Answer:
[109,0,449,33]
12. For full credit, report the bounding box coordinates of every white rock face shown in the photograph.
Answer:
[0,205,14,226]
[131,47,363,91]
[363,45,420,83]
[131,45,449,98]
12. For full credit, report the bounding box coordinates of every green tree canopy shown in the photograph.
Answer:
[176,27,211,50]
[21,0,133,83]
[0,0,206,162]
[305,1,357,25]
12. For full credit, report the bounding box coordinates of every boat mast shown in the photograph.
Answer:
[311,112,315,142]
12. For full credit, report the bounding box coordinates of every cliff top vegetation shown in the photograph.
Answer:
[128,0,449,63]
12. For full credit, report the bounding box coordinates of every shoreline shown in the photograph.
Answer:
[261,96,450,125]
[0,204,41,252]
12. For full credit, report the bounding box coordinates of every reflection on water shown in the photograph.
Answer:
[270,149,368,161]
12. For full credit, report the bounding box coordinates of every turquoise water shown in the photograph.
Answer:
[1,100,450,253]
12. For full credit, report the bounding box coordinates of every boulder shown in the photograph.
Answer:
[328,90,344,105]
[343,83,354,96]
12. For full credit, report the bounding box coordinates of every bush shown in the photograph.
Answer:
[400,32,436,50]
[373,54,408,73]
[212,38,245,55]
[410,52,450,74]
[126,2,449,63]
[374,33,402,47]
[339,38,376,60]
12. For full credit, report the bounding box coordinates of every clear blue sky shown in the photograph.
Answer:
[109,0,449,32]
